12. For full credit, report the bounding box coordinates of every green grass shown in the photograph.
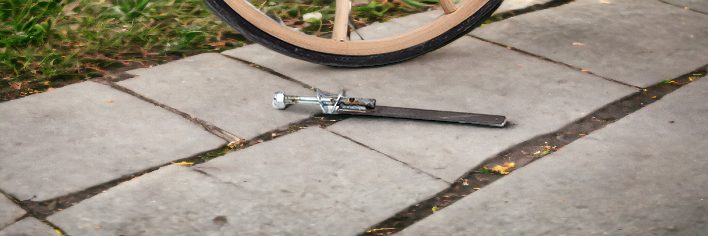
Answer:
[0,0,432,101]
[1,0,244,100]
[254,0,439,36]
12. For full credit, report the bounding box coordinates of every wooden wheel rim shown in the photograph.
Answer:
[223,0,489,55]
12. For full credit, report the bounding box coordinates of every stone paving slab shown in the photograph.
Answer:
[223,37,636,182]
[355,0,552,40]
[664,0,708,13]
[497,0,553,12]
[473,0,708,88]
[0,196,24,229]
[0,82,224,201]
[49,128,448,235]
[0,218,54,236]
[121,53,318,140]
[399,77,708,235]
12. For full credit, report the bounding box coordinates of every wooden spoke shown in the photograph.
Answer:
[332,0,352,42]
[440,0,457,14]
[223,0,490,55]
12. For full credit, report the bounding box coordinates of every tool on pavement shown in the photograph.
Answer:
[272,90,507,127]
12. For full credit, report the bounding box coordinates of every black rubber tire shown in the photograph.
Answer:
[205,0,502,67]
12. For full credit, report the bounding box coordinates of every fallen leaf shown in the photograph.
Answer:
[534,145,558,157]
[366,228,397,233]
[486,162,516,175]
[432,206,440,213]
[227,140,242,149]
[174,161,194,166]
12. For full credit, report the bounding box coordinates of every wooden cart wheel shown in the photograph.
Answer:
[205,0,502,67]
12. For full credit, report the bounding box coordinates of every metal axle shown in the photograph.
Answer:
[273,90,375,114]
[272,92,334,108]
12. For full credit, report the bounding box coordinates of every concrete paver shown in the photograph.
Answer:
[399,77,708,235]
[663,0,708,13]
[121,53,318,140]
[0,218,54,236]
[473,0,708,87]
[223,37,636,182]
[2,1,705,234]
[497,0,553,12]
[0,196,24,229]
[355,0,553,40]
[49,128,448,235]
[0,82,224,201]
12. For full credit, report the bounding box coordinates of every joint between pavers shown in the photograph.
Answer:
[220,53,317,91]
[9,144,230,220]
[184,115,346,166]
[0,189,29,226]
[9,115,344,220]
[358,65,707,236]
[327,130,452,185]
[0,189,65,235]
[90,79,244,145]
[0,215,67,236]
[469,35,643,89]
[8,215,71,236]
[34,218,68,236]
[0,216,23,232]
[657,0,708,15]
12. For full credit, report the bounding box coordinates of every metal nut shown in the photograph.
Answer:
[272,91,288,109]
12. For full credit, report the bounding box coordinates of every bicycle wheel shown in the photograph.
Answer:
[205,0,502,67]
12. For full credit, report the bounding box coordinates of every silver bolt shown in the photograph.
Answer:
[272,91,334,110]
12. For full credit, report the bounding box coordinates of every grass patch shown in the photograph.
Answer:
[0,0,432,101]
[1,0,245,101]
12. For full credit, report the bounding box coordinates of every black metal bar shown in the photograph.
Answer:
[338,106,507,127]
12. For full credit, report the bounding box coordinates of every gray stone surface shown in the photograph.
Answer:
[223,37,636,182]
[473,0,708,88]
[354,0,552,40]
[501,0,551,10]
[352,14,427,41]
[0,82,224,201]
[50,128,448,235]
[0,218,54,236]
[400,77,708,235]
[121,53,318,140]
[664,0,708,13]
[0,196,24,229]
